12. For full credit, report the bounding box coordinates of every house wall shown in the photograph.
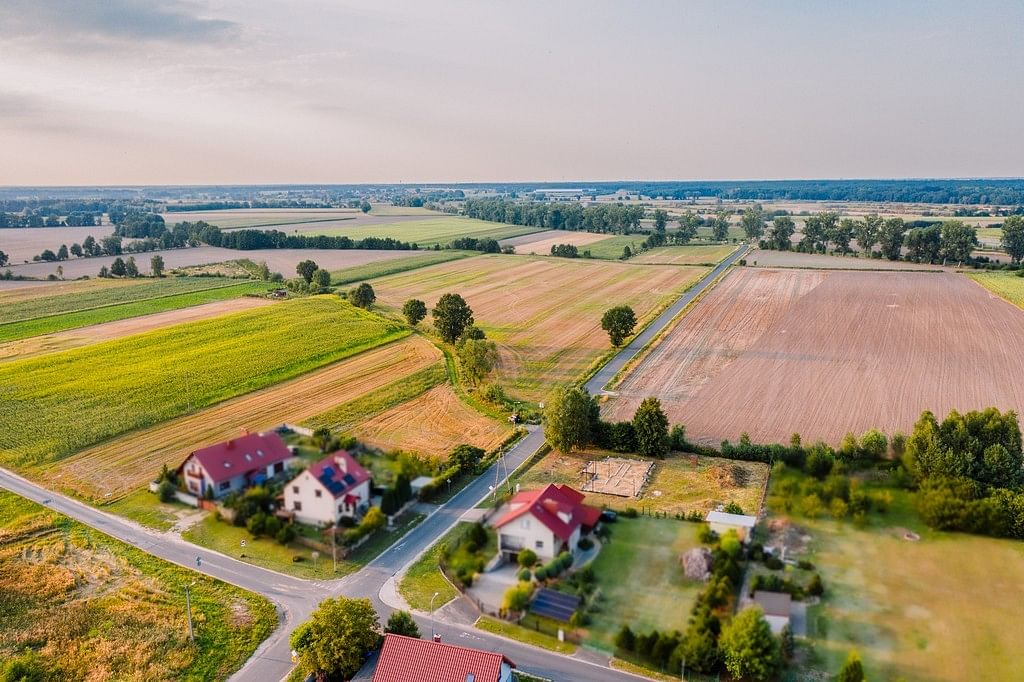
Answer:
[498,512,560,561]
[181,455,287,500]
[709,521,751,542]
[284,472,371,527]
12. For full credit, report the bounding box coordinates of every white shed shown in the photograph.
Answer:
[706,510,757,542]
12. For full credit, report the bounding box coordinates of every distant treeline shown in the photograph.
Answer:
[0,211,102,228]
[164,200,334,212]
[463,198,644,233]
[216,229,415,251]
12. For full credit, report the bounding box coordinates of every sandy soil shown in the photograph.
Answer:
[0,297,275,362]
[498,230,609,254]
[5,247,414,279]
[44,336,441,500]
[351,383,509,457]
[604,267,1024,445]
[747,249,945,270]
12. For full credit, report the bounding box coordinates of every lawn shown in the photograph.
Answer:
[314,217,543,246]
[584,235,652,260]
[765,474,1024,681]
[398,522,495,611]
[968,271,1024,309]
[182,511,424,580]
[630,244,736,266]
[476,616,577,655]
[0,296,406,468]
[102,487,194,531]
[584,517,703,651]
[0,278,272,343]
[512,449,768,517]
[0,490,276,681]
[330,250,475,285]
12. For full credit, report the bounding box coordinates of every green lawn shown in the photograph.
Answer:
[631,244,736,266]
[102,487,193,531]
[329,250,475,285]
[585,517,703,651]
[0,279,272,342]
[314,217,543,246]
[0,490,275,681]
[968,271,1024,309]
[475,616,577,654]
[584,235,651,260]
[397,522,495,611]
[0,297,406,468]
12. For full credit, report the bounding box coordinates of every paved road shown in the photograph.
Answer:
[0,246,745,682]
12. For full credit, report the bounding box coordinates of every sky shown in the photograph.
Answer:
[1,0,1022,185]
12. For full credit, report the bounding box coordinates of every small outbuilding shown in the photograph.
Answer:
[410,476,434,498]
[706,510,758,542]
[752,590,792,634]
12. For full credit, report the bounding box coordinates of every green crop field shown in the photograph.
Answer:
[584,235,652,260]
[0,490,275,680]
[330,250,474,285]
[968,271,1024,309]
[0,279,272,343]
[0,297,406,468]
[313,217,543,246]
[631,244,736,265]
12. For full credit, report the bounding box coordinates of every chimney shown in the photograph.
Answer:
[433,634,441,643]
[335,454,348,472]
[226,439,235,449]
[240,427,249,436]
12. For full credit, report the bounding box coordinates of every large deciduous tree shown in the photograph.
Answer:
[675,211,700,244]
[384,610,421,638]
[150,254,165,277]
[349,282,375,308]
[432,293,474,344]
[289,596,381,681]
[633,397,670,458]
[601,305,637,347]
[939,220,978,264]
[740,206,765,241]
[719,607,782,682]
[711,210,731,241]
[856,213,883,254]
[1001,215,1024,264]
[457,337,498,386]
[766,216,795,250]
[402,298,427,326]
[878,217,906,260]
[296,259,319,284]
[544,386,594,453]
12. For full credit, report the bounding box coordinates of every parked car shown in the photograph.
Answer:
[600,509,617,523]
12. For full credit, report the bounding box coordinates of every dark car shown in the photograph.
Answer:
[600,509,618,523]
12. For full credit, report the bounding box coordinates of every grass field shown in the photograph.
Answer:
[0,276,147,304]
[162,208,360,229]
[476,616,578,654]
[330,250,474,285]
[0,278,273,343]
[968,271,1024,309]
[584,235,652,260]
[0,297,406,469]
[584,517,702,651]
[369,255,707,402]
[630,244,736,265]
[314,217,543,246]
[0,490,275,680]
[513,450,767,516]
[398,523,467,611]
[47,336,438,501]
[766,480,1024,681]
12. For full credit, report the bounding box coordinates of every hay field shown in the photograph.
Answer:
[313,216,541,245]
[748,249,945,270]
[0,490,275,680]
[498,230,609,255]
[605,267,1024,445]
[631,244,736,265]
[0,297,406,469]
[369,255,707,401]
[969,271,1024,309]
[45,336,439,500]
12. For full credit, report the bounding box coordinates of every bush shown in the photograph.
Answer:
[275,524,297,545]
[517,548,538,568]
[517,568,532,582]
[622,507,639,518]
[698,525,718,544]
[502,582,533,612]
[764,555,784,571]
[247,512,268,537]
[577,537,594,551]
[157,479,177,503]
[807,573,824,597]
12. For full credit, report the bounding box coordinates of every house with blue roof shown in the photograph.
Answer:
[284,450,371,526]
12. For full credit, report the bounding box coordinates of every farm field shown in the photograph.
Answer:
[969,271,1024,309]
[161,207,360,228]
[0,490,275,680]
[513,449,768,516]
[329,249,473,285]
[748,249,945,270]
[0,297,406,470]
[584,517,702,651]
[313,216,542,245]
[0,275,151,303]
[584,234,656,260]
[766,486,1024,681]
[605,267,1024,445]
[43,336,439,501]
[498,229,609,255]
[0,225,116,263]
[631,244,736,265]
[0,296,275,361]
[369,255,707,401]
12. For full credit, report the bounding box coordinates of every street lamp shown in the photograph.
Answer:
[185,581,197,644]
[429,591,440,639]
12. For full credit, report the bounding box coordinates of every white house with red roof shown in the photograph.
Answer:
[178,431,292,500]
[371,633,514,682]
[284,450,371,526]
[493,483,601,562]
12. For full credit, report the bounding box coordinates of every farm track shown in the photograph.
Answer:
[41,336,441,500]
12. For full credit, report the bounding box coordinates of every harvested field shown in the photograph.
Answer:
[0,277,146,302]
[313,216,541,246]
[747,249,945,270]
[605,267,1024,445]
[350,383,509,457]
[46,336,440,500]
[498,230,609,255]
[0,226,116,263]
[631,244,736,265]
[0,296,275,362]
[162,208,360,229]
[369,255,707,401]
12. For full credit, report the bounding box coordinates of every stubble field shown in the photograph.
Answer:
[605,267,1024,445]
[499,229,610,255]
[312,216,542,245]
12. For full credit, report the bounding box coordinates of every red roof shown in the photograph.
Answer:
[185,432,291,484]
[494,484,599,541]
[306,451,370,499]
[372,634,514,682]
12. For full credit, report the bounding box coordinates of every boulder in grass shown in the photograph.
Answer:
[680,546,714,581]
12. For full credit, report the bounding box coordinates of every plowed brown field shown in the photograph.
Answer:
[44,336,441,500]
[370,255,706,401]
[351,384,509,457]
[604,267,1024,445]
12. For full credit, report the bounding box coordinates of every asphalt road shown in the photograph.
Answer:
[0,245,746,682]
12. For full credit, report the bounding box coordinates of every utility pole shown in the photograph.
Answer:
[185,581,196,644]
[331,525,337,574]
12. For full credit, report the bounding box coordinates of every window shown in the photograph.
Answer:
[315,489,322,498]
[292,486,299,494]
[535,540,544,549]
[520,518,530,530]
[219,481,230,491]
[274,462,284,474]
[294,501,302,511]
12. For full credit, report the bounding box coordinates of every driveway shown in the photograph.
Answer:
[467,562,520,614]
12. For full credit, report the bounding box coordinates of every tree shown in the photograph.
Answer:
[0,250,7,267]
[676,211,700,244]
[457,337,498,386]
[98,265,110,278]
[313,268,332,289]
[857,213,883,254]
[38,249,57,262]
[766,216,795,250]
[313,426,334,452]
[257,261,272,281]
[832,218,856,254]
[904,226,942,263]
[741,206,765,241]
[544,386,594,453]
[711,210,731,241]
[878,217,907,260]
[601,305,637,346]
[939,220,978,264]
[124,256,139,278]
[296,259,319,284]
[719,606,782,682]
[502,582,533,612]
[360,200,372,213]
[82,235,97,256]
[100,235,123,256]
[836,650,866,682]
[402,299,427,326]
[290,597,381,680]
[614,624,636,653]
[517,548,538,568]
[780,624,795,660]
[57,244,69,261]
[450,445,484,473]
[150,254,165,277]
[432,293,474,344]
[1002,215,1024,264]
[385,610,421,638]
[110,257,127,277]
[349,282,375,308]
[633,397,669,458]
[653,209,668,231]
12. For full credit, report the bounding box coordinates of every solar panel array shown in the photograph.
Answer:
[529,588,579,622]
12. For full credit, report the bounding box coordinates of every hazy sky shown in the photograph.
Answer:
[1,0,1022,185]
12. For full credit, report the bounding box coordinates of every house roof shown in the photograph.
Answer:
[186,432,291,485]
[706,510,758,528]
[753,591,792,618]
[494,484,599,542]
[372,634,514,682]
[306,451,369,499]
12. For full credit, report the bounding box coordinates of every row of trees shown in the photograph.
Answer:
[0,210,100,227]
[545,387,674,459]
[463,198,645,233]
[218,228,414,251]
[97,254,165,278]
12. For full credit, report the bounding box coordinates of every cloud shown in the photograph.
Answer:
[0,91,122,138]
[0,0,238,48]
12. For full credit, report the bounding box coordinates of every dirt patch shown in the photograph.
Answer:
[581,456,653,498]
[764,518,811,557]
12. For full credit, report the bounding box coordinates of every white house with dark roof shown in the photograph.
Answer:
[284,451,371,526]
[177,431,292,500]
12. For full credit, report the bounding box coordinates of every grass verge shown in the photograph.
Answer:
[475,616,577,654]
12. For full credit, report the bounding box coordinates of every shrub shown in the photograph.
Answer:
[698,525,718,544]
[517,548,537,568]
[534,566,549,581]
[246,512,268,537]
[275,524,297,545]
[502,582,533,612]
[723,501,744,515]
[517,568,532,582]
[764,555,784,571]
[800,493,824,518]
[807,573,824,597]
[797,559,814,570]
[830,497,850,519]
[157,479,176,503]
[577,537,594,551]
[622,507,639,518]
